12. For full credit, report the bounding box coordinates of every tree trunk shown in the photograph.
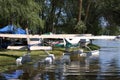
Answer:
[47,0,56,33]
[78,0,82,22]
[84,0,91,23]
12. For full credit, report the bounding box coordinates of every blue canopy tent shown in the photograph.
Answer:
[0,25,15,34]
[14,28,26,34]
[0,25,26,34]
[0,25,26,49]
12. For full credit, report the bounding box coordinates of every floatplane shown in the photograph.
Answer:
[0,34,116,67]
[0,33,116,50]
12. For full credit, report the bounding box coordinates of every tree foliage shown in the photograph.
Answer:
[0,0,44,34]
[0,0,120,35]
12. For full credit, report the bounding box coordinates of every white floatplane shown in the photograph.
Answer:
[0,34,116,50]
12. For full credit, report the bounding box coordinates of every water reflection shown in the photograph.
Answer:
[2,70,23,79]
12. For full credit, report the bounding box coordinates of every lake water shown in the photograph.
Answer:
[1,39,120,80]
[93,39,120,80]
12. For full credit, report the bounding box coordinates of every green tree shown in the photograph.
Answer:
[0,0,44,33]
[0,0,120,35]
[94,0,120,35]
